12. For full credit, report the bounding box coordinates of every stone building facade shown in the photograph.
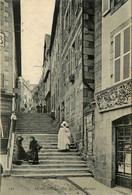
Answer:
[18,77,32,112]
[94,0,131,188]
[43,34,51,113]
[0,0,21,154]
[40,0,131,189]
[49,0,95,151]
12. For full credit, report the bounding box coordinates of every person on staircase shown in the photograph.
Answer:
[13,136,28,165]
[27,136,42,164]
[10,111,17,133]
[58,121,71,151]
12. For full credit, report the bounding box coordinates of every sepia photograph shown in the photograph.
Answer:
[0,0,131,194]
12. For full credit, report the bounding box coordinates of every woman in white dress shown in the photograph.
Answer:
[58,121,71,151]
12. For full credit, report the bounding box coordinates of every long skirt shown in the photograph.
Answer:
[58,128,71,150]
[27,150,38,162]
[13,145,27,162]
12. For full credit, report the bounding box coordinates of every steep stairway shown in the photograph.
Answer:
[12,113,92,178]
[12,134,92,178]
[15,113,59,134]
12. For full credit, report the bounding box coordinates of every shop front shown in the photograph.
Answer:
[113,115,131,188]
[95,80,131,188]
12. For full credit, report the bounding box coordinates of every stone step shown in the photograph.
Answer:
[15,134,58,138]
[13,146,60,150]
[39,157,80,160]
[11,172,92,178]
[15,129,58,132]
[15,131,59,134]
[16,146,76,150]
[17,116,52,118]
[12,163,87,169]
[14,142,60,145]
[36,152,78,156]
[25,156,81,160]
[15,141,59,145]
[14,159,85,164]
[13,158,86,165]
[16,124,56,127]
[17,119,56,124]
[15,134,58,137]
[35,149,77,152]
[15,143,75,147]
[12,168,89,174]
[13,151,78,156]
[13,149,78,155]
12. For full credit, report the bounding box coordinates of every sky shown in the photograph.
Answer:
[21,0,55,84]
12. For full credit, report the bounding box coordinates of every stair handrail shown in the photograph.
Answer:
[6,120,15,171]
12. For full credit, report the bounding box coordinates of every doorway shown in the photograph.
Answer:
[115,115,131,188]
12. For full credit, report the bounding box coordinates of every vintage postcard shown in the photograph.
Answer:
[0,0,131,194]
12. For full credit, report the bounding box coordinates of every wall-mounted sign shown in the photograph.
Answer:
[0,32,5,47]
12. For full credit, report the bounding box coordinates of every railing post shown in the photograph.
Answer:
[6,120,15,171]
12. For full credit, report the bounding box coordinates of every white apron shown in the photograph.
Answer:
[58,122,71,150]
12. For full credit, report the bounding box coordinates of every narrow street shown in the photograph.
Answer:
[1,177,86,195]
[1,177,131,195]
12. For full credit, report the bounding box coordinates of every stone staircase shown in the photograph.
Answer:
[12,134,91,178]
[15,113,59,134]
[11,113,92,178]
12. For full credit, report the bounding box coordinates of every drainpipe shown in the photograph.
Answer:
[82,0,94,150]
[82,0,94,92]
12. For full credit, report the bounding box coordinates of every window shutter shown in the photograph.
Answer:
[124,27,130,54]
[102,0,110,16]
[123,27,130,79]
[115,33,121,59]
[115,59,120,82]
[114,33,121,83]
[123,54,130,79]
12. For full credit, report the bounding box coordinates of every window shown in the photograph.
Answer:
[102,0,110,16]
[114,26,131,83]
[117,126,131,176]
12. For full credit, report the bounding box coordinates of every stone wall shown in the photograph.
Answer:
[0,0,14,93]
[50,0,62,122]
[50,0,95,147]
[60,0,83,143]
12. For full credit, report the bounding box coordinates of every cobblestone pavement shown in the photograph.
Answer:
[0,177,86,195]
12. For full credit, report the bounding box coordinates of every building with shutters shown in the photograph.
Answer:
[0,0,21,156]
[94,0,131,188]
